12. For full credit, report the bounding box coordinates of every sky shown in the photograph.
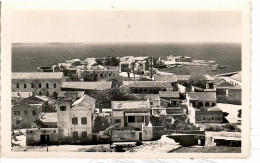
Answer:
[12,11,241,43]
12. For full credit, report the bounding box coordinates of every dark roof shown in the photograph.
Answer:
[62,81,112,91]
[122,81,172,89]
[159,91,179,98]
[154,74,177,83]
[12,72,63,80]
[188,92,216,101]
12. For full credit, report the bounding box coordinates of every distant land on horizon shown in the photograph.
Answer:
[12,42,241,73]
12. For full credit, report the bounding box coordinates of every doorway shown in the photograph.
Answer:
[40,135,50,145]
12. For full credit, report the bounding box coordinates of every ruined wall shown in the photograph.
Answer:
[195,111,223,123]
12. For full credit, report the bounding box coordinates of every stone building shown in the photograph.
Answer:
[77,65,119,81]
[11,96,47,129]
[194,106,223,123]
[159,91,181,108]
[187,92,217,109]
[56,95,96,144]
[111,100,151,131]
[110,100,153,141]
[154,74,178,91]
[12,72,65,98]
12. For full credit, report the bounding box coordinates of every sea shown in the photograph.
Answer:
[12,42,241,75]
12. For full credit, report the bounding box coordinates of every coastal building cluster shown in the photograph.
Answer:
[11,55,242,147]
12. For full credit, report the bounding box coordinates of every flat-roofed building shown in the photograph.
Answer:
[111,100,150,131]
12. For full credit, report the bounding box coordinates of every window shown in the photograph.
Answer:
[16,84,19,88]
[16,120,21,125]
[14,111,20,115]
[39,91,42,95]
[212,102,216,107]
[60,106,66,111]
[115,119,121,123]
[24,84,27,88]
[82,132,87,139]
[137,116,144,123]
[73,132,78,140]
[205,102,210,107]
[81,117,87,124]
[53,130,56,133]
[31,83,34,88]
[100,74,103,77]
[72,117,78,125]
[150,102,153,107]
[24,111,28,115]
[128,116,135,123]
[46,83,49,88]
[212,117,215,120]
[202,117,206,120]
[54,83,56,88]
[32,110,36,115]
[39,83,41,88]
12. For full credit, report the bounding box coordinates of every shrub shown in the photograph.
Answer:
[204,125,223,131]
[223,123,241,132]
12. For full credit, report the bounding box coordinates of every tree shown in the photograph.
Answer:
[93,115,110,133]
[95,57,120,66]
[96,87,138,108]
[34,118,44,128]
[188,75,207,89]
[95,58,105,66]
[103,124,120,148]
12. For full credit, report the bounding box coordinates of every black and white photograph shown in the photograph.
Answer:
[0,1,251,159]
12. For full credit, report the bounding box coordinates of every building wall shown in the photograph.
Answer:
[216,88,241,105]
[12,103,43,129]
[86,70,119,80]
[195,111,223,123]
[160,98,180,108]
[26,128,59,146]
[70,104,95,143]
[149,99,160,108]
[227,89,241,105]
[12,78,63,97]
[129,87,168,94]
[56,100,72,141]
